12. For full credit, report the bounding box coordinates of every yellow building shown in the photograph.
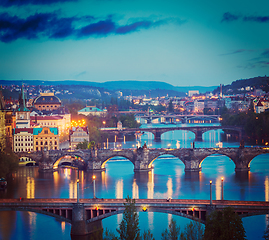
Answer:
[0,88,5,151]
[33,127,59,151]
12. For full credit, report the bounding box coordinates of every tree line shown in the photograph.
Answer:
[221,110,269,144]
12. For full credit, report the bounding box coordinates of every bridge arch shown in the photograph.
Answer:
[86,207,205,224]
[0,207,72,223]
[199,154,236,172]
[248,153,269,171]
[101,154,135,169]
[53,155,86,169]
[148,153,185,169]
[18,156,37,166]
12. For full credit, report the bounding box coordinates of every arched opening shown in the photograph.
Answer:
[149,154,185,175]
[102,212,204,239]
[202,129,223,145]
[199,154,235,175]
[101,156,134,174]
[19,157,37,166]
[53,155,85,170]
[249,154,269,173]
[162,130,195,141]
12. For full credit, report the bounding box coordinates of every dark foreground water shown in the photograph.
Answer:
[0,123,269,240]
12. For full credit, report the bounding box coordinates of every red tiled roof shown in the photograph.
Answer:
[14,128,33,134]
[257,100,264,107]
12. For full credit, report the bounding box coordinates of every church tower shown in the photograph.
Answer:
[16,83,30,128]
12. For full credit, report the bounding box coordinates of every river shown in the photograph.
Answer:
[0,123,269,240]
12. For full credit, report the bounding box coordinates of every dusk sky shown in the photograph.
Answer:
[0,0,269,86]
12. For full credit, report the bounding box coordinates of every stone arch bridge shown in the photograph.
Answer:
[17,147,269,172]
[101,125,242,141]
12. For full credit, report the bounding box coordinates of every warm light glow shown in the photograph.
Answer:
[132,179,139,199]
[93,175,96,180]
[142,206,147,212]
[210,180,212,184]
[116,179,123,199]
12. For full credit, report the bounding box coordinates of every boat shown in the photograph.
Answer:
[0,178,7,190]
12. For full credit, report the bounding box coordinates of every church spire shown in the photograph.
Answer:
[18,83,29,112]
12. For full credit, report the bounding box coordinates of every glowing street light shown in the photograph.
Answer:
[210,180,212,205]
[221,177,224,200]
[77,179,79,203]
[93,175,96,199]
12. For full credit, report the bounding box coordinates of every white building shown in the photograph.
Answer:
[78,106,107,117]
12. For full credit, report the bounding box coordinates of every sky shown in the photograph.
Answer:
[0,0,269,87]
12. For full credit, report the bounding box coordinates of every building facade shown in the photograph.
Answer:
[69,126,89,150]
[13,128,33,153]
[78,106,107,117]
[33,92,61,111]
[33,127,59,151]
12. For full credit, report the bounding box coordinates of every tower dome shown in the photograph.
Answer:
[33,92,61,111]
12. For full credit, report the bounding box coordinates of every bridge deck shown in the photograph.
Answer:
[1,198,269,207]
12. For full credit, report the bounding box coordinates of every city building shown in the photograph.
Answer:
[194,100,204,113]
[33,127,59,151]
[69,126,89,150]
[188,90,199,97]
[33,92,61,111]
[0,87,5,151]
[30,115,69,135]
[16,84,30,129]
[5,110,15,150]
[13,128,33,153]
[255,100,264,113]
[78,106,107,117]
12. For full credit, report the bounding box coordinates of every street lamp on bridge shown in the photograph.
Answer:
[221,177,224,201]
[93,175,96,199]
[210,180,212,205]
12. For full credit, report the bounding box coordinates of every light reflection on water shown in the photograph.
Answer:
[0,123,269,239]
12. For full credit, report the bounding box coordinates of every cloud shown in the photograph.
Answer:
[219,49,255,56]
[0,0,77,7]
[221,12,240,22]
[0,12,183,42]
[237,49,269,69]
[243,16,269,23]
[262,49,269,58]
[222,12,269,23]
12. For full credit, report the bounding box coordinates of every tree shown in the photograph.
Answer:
[76,139,88,149]
[180,221,204,240]
[103,228,119,240]
[0,150,19,177]
[161,218,180,240]
[203,207,246,240]
[117,195,140,240]
[142,229,155,240]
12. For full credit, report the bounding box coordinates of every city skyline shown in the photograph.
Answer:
[0,0,269,86]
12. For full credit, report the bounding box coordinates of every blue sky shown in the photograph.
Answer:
[0,0,268,86]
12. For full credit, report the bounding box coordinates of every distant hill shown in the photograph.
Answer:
[213,76,269,94]
[0,80,217,93]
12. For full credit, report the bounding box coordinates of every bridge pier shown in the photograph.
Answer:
[154,131,162,141]
[195,130,203,141]
[71,203,103,237]
[184,159,201,172]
